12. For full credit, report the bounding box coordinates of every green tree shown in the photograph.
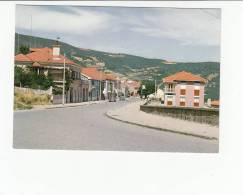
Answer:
[137,80,155,97]
[65,70,72,92]
[14,67,25,87]
[14,67,53,90]
[19,45,30,54]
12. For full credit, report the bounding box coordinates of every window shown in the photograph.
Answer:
[194,97,199,107]
[180,89,186,95]
[180,102,186,106]
[167,95,173,106]
[180,96,186,106]
[167,95,173,101]
[194,90,200,96]
[167,84,174,92]
[180,96,186,102]
[167,101,172,106]
[194,97,199,103]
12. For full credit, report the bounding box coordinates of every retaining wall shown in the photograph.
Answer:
[140,104,219,126]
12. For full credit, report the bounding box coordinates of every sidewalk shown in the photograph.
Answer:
[106,101,219,140]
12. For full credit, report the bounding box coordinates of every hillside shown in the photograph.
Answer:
[14,33,220,100]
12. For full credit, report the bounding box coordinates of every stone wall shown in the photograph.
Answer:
[140,104,219,126]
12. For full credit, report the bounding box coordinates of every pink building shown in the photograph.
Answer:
[162,71,207,108]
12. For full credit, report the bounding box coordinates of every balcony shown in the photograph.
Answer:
[164,88,175,94]
[80,80,89,85]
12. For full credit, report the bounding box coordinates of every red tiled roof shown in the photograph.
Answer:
[26,48,76,65]
[105,73,117,81]
[30,47,51,53]
[15,53,31,62]
[15,47,76,66]
[81,67,106,80]
[163,71,207,84]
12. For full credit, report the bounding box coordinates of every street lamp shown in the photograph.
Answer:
[99,66,103,101]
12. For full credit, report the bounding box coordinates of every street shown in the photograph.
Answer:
[13,99,218,152]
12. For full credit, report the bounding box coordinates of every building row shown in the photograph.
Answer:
[14,45,137,104]
[15,44,217,109]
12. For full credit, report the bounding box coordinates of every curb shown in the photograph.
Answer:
[44,101,107,110]
[15,101,107,112]
[105,111,218,140]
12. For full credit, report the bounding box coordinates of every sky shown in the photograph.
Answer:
[15,5,221,62]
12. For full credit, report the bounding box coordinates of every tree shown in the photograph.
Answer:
[64,69,72,92]
[137,80,155,98]
[14,67,25,87]
[19,45,30,54]
[14,67,53,90]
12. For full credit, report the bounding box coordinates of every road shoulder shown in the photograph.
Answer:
[14,100,107,112]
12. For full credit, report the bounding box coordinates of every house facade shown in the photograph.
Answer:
[14,45,89,104]
[103,73,121,100]
[81,68,122,101]
[162,71,207,108]
[81,67,106,101]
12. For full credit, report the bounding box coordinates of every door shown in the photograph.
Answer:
[70,88,73,103]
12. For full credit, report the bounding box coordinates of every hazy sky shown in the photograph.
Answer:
[16,5,221,62]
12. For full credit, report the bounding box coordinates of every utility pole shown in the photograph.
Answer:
[99,67,103,101]
[62,53,66,105]
[17,33,20,53]
[30,15,32,48]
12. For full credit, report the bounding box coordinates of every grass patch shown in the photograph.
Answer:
[14,90,51,110]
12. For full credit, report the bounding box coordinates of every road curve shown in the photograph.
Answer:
[13,99,218,152]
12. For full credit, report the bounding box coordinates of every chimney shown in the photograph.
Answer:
[53,44,60,56]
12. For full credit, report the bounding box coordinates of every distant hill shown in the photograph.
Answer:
[14,33,220,100]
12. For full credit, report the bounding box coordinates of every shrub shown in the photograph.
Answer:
[14,90,51,110]
[14,67,54,90]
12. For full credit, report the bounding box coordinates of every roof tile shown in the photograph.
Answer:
[15,47,76,66]
[81,67,106,80]
[15,53,31,62]
[163,71,207,83]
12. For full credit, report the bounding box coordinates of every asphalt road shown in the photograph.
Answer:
[13,98,218,152]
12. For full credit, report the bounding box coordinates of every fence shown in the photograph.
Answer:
[140,104,219,126]
[15,87,52,95]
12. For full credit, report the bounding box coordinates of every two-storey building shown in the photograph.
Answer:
[162,71,207,107]
[14,45,89,104]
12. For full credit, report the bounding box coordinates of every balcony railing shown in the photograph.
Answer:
[80,80,89,85]
[164,88,175,93]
